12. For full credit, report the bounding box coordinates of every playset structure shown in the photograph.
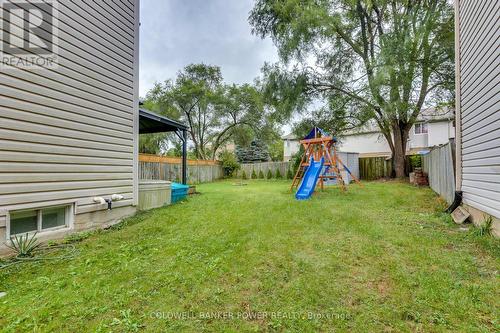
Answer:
[291,127,362,200]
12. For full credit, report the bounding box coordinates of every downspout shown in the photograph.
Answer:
[446,191,463,214]
[447,0,463,214]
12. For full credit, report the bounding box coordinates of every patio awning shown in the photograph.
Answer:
[138,108,189,185]
[139,108,187,134]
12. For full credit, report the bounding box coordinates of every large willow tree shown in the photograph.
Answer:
[250,0,454,177]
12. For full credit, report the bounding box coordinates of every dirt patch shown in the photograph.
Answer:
[367,278,392,298]
[377,280,391,296]
[238,300,268,329]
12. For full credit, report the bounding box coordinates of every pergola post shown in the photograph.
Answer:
[182,129,187,185]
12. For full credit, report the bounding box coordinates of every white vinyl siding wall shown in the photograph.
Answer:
[458,0,500,218]
[0,1,139,215]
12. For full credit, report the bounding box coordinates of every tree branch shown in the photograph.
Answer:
[309,82,376,109]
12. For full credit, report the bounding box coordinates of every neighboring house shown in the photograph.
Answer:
[339,108,455,157]
[283,133,300,161]
[0,1,188,251]
[337,126,392,158]
[282,108,455,160]
[454,0,500,232]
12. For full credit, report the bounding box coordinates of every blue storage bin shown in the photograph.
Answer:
[171,182,189,203]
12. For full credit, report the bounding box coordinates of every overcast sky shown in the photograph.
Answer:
[139,0,279,97]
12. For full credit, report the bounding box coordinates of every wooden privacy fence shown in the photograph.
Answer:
[422,142,455,204]
[239,154,360,181]
[239,161,292,178]
[139,154,223,184]
[359,157,393,180]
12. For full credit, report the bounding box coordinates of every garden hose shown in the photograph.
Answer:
[0,243,79,270]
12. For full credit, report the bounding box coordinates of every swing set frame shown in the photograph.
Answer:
[290,128,362,192]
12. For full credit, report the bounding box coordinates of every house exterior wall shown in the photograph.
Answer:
[284,139,300,161]
[408,126,429,150]
[428,122,455,147]
[408,122,455,150]
[456,0,500,221]
[336,120,454,157]
[0,0,140,246]
[339,132,392,157]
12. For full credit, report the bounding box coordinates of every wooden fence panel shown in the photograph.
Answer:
[359,157,392,180]
[139,154,223,184]
[239,162,292,178]
[422,142,455,204]
[239,155,359,181]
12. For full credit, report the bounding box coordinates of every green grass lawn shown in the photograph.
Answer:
[1,180,498,332]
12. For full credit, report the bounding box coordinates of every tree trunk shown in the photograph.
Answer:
[392,123,409,178]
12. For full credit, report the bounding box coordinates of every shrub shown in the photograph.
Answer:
[241,170,247,180]
[267,169,273,179]
[287,168,294,179]
[275,169,282,179]
[219,150,240,178]
[409,155,422,169]
[251,169,257,179]
[258,170,265,179]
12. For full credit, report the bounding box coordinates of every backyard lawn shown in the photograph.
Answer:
[0,180,498,332]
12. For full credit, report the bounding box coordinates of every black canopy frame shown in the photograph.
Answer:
[139,108,188,184]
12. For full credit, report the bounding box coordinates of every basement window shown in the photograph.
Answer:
[9,206,71,236]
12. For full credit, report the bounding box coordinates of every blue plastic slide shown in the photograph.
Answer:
[295,156,325,200]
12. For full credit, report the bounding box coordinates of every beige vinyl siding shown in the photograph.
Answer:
[458,0,500,218]
[0,0,139,216]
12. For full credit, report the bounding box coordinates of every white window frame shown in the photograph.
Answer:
[414,123,428,135]
[6,204,74,239]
